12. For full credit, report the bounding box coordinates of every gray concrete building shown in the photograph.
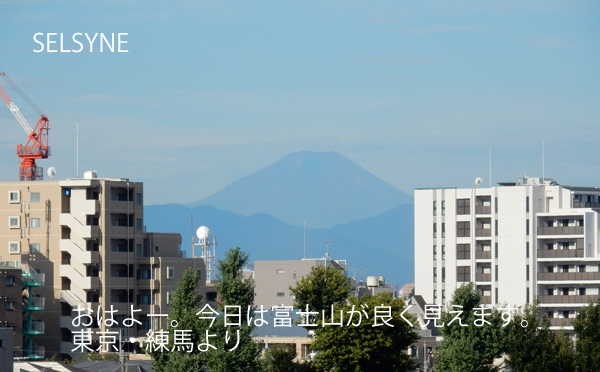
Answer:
[253,257,347,308]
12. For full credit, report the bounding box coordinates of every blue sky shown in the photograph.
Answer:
[1,1,598,205]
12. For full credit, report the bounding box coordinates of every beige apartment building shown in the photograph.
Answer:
[0,172,205,358]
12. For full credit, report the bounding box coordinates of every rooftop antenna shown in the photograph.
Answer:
[542,140,545,182]
[489,147,492,187]
[351,268,371,281]
[303,218,306,259]
[47,167,56,181]
[324,240,331,257]
[191,214,194,258]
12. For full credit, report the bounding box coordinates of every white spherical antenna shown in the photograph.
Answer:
[196,226,211,241]
[475,177,483,186]
[47,167,56,180]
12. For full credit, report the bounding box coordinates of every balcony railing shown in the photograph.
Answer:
[476,273,492,282]
[475,206,492,214]
[538,295,599,304]
[476,229,492,237]
[537,249,584,258]
[23,296,45,310]
[573,201,600,208]
[537,226,584,236]
[549,318,574,327]
[538,272,600,281]
[23,321,45,335]
[476,251,492,259]
[23,345,45,359]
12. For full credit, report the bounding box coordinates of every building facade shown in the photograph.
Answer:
[0,173,205,358]
[253,258,347,308]
[415,176,600,329]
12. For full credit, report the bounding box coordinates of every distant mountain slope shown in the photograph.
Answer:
[187,151,412,228]
[144,203,414,287]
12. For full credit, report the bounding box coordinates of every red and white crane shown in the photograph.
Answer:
[0,71,50,181]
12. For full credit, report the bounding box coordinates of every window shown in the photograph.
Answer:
[457,221,471,237]
[136,193,142,205]
[196,269,202,279]
[442,245,446,260]
[457,199,470,215]
[457,244,471,259]
[457,266,471,282]
[9,241,20,254]
[442,223,445,238]
[494,197,498,213]
[433,223,437,238]
[526,288,530,303]
[167,291,173,304]
[30,192,40,203]
[433,268,437,282]
[495,265,498,281]
[495,288,499,304]
[442,289,446,304]
[526,265,530,281]
[136,219,142,230]
[579,265,586,273]
[547,288,554,296]
[433,245,437,260]
[5,301,15,311]
[276,292,285,297]
[526,196,529,213]
[277,269,285,274]
[6,277,14,286]
[30,218,40,228]
[167,267,174,279]
[548,266,554,273]
[433,290,437,304]
[8,190,19,203]
[526,242,529,258]
[433,201,437,216]
[579,288,586,296]
[495,220,498,236]
[495,243,498,259]
[526,219,529,235]
[442,267,446,282]
[136,244,142,256]
[9,216,19,229]
[442,201,446,216]
[30,243,40,254]
[562,242,569,250]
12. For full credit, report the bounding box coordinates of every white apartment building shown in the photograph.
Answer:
[415,176,600,329]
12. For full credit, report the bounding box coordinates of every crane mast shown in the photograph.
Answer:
[0,71,50,181]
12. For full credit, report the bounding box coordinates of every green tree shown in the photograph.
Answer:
[435,283,506,372]
[505,301,574,372]
[310,292,419,372]
[204,247,261,372]
[289,264,353,317]
[150,267,206,372]
[573,298,600,371]
[262,344,297,372]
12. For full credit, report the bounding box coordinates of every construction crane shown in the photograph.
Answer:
[0,71,50,181]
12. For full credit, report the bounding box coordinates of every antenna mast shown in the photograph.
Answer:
[542,140,545,182]
[489,147,492,187]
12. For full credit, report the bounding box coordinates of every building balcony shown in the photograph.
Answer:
[480,296,491,304]
[573,201,600,209]
[476,251,492,260]
[23,296,45,311]
[537,226,584,236]
[537,249,584,258]
[476,229,492,237]
[549,318,574,327]
[476,273,492,282]
[538,272,600,281]
[23,320,45,335]
[538,295,599,304]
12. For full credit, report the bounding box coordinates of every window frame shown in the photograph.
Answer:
[8,190,20,203]
[30,192,41,203]
[30,243,41,254]
[9,216,20,229]
[9,241,20,254]
[167,266,175,279]
[30,217,41,229]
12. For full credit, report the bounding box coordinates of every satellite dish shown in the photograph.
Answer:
[196,226,211,241]
[47,167,56,180]
[475,177,483,186]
